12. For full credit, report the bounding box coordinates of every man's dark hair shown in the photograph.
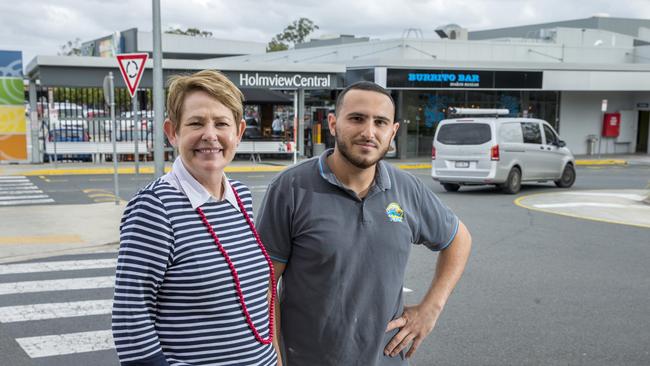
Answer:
[335,81,395,118]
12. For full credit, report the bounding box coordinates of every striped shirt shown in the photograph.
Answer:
[112,163,276,366]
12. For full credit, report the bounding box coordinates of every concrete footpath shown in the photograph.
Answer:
[0,154,648,263]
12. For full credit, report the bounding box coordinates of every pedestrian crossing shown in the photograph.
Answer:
[0,252,119,364]
[0,176,54,206]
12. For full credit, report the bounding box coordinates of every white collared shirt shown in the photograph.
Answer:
[161,157,240,212]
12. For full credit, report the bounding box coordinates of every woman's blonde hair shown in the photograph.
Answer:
[166,70,244,131]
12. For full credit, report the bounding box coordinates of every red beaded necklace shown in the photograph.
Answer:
[195,186,276,345]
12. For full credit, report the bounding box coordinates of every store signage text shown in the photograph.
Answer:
[408,72,480,87]
[387,69,543,89]
[239,73,331,88]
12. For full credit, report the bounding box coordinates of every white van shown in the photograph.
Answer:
[431,109,575,194]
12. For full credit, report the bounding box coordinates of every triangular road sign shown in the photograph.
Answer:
[116,53,149,97]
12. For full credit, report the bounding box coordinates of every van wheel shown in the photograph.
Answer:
[442,183,460,192]
[501,167,521,194]
[555,164,576,188]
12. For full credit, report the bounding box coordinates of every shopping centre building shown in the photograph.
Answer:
[22,16,650,162]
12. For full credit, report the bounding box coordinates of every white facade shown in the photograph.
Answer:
[559,92,650,155]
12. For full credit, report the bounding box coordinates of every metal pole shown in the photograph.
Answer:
[298,88,305,158]
[597,111,603,159]
[152,0,165,178]
[52,129,58,167]
[109,72,120,205]
[133,91,139,175]
[293,91,298,164]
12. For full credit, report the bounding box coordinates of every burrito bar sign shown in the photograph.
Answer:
[237,72,334,88]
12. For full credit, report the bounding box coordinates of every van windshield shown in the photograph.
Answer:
[436,123,491,145]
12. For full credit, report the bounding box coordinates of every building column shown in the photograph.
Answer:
[28,79,41,163]
[396,90,408,159]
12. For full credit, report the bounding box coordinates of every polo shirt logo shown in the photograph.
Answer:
[385,202,404,222]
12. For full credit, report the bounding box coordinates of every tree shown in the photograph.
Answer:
[267,37,289,52]
[267,17,319,52]
[58,38,82,56]
[165,27,213,37]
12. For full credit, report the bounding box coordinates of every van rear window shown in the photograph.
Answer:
[436,123,491,145]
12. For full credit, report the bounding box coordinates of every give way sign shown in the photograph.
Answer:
[116,53,149,97]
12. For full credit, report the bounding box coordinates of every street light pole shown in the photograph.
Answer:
[152,0,165,178]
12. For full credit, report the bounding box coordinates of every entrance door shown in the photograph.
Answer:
[637,111,649,153]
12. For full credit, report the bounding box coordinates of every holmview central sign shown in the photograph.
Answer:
[239,73,332,88]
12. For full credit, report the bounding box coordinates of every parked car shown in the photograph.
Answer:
[45,127,92,162]
[431,109,576,194]
[104,110,154,141]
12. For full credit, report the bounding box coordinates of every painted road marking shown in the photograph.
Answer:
[0,198,55,206]
[0,234,83,245]
[0,258,116,275]
[0,276,115,295]
[0,194,50,200]
[534,202,650,209]
[0,179,30,184]
[16,330,114,358]
[0,176,54,206]
[0,185,40,191]
[0,299,112,323]
[0,190,44,195]
[83,188,119,203]
[0,182,33,186]
[563,192,647,201]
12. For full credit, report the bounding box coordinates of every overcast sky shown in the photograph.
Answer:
[2,0,650,67]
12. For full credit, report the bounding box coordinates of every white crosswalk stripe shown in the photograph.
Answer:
[0,299,113,323]
[0,176,54,206]
[16,330,115,358]
[0,276,115,295]
[0,255,118,361]
[0,258,116,275]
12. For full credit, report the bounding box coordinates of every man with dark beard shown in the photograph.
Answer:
[256,81,472,366]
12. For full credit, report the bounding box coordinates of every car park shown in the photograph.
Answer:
[431,108,576,194]
[44,127,92,162]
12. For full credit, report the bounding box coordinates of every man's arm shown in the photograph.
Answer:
[384,220,472,358]
[270,261,286,366]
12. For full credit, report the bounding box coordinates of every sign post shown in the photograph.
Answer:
[598,99,608,158]
[103,72,119,205]
[116,53,149,176]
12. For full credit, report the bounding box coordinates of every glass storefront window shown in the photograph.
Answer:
[401,89,560,157]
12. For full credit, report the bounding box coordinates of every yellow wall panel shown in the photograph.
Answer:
[0,105,27,133]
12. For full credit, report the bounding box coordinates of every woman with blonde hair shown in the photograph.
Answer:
[112,70,279,366]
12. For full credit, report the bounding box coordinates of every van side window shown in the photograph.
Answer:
[499,123,523,143]
[521,122,542,144]
[543,124,558,145]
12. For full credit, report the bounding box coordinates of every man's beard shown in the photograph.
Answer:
[334,133,390,169]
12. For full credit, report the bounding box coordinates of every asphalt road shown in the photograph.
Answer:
[0,164,648,365]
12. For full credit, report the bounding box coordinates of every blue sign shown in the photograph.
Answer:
[408,73,480,83]
[387,69,542,89]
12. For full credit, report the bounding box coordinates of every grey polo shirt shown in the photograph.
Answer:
[256,149,459,366]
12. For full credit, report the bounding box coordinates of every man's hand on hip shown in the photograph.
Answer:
[384,303,441,358]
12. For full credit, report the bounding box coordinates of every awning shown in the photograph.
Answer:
[240,88,293,104]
